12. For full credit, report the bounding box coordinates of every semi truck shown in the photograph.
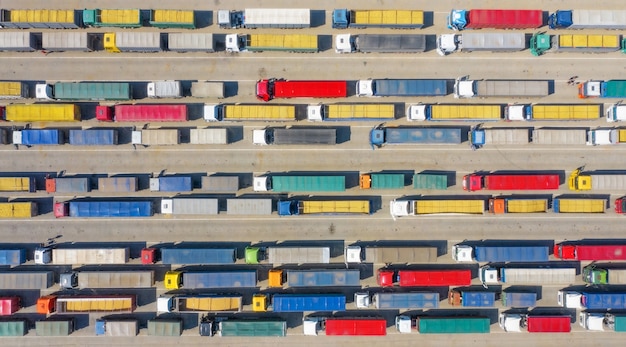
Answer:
[168,33,214,52]
[455,79,550,98]
[500,314,571,333]
[0,249,25,266]
[377,268,472,287]
[131,129,180,146]
[488,197,549,214]
[531,128,588,145]
[549,10,626,29]
[0,271,53,289]
[36,319,74,336]
[502,291,538,307]
[190,128,228,144]
[60,271,154,289]
[148,9,195,29]
[147,81,182,98]
[370,127,462,147]
[103,32,163,53]
[345,246,438,264]
[161,198,219,215]
[505,104,601,121]
[54,201,153,218]
[579,80,626,98]
[332,9,424,29]
[607,103,626,122]
[95,319,138,336]
[0,9,82,29]
[554,243,626,261]
[147,319,182,336]
[256,78,347,101]
[96,104,187,122]
[226,34,318,53]
[253,293,345,312]
[69,129,118,146]
[580,312,626,332]
[0,177,34,192]
[553,198,606,213]
[4,104,80,122]
[448,9,543,31]
[37,295,136,314]
[201,176,239,192]
[204,104,296,121]
[160,248,236,265]
[530,33,622,56]
[355,292,439,309]
[226,199,273,215]
[304,317,387,336]
[396,316,490,334]
[406,104,502,121]
[277,200,370,216]
[253,175,345,192]
[149,176,192,192]
[244,246,331,264]
[559,290,626,310]
[98,177,137,193]
[335,34,426,53]
[569,168,626,191]
[438,33,526,55]
[583,264,626,284]
[82,9,141,28]
[284,269,360,287]
[463,173,560,191]
[359,173,404,189]
[479,265,577,286]
[452,244,549,262]
[0,202,37,218]
[218,8,311,29]
[36,82,131,101]
[307,103,395,121]
[448,290,496,307]
[34,247,129,265]
[164,270,257,290]
[157,294,242,313]
[357,79,448,97]
[470,128,529,149]
[253,128,337,145]
[12,129,62,146]
[0,81,28,99]
[390,199,485,218]
[204,318,287,337]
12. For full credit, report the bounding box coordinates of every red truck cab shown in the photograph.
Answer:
[141,248,157,264]
[95,105,114,121]
[53,202,69,218]
[256,79,272,101]
[616,197,626,213]
[377,269,396,287]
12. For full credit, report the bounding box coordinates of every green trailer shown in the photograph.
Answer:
[148,319,182,336]
[271,176,345,192]
[0,320,26,336]
[36,319,74,336]
[219,320,287,337]
[360,173,404,189]
[51,82,131,101]
[413,174,448,190]
[613,315,626,332]
[416,317,490,334]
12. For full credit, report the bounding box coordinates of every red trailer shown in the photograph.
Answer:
[95,105,188,122]
[527,316,570,333]
[467,9,544,29]
[377,269,471,287]
[325,318,387,336]
[554,243,626,261]
[256,78,347,101]
[463,173,560,191]
[0,297,20,315]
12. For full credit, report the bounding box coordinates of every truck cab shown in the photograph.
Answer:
[607,103,626,122]
[35,84,54,99]
[499,313,524,332]
[578,81,602,98]
[344,246,363,263]
[156,294,176,313]
[406,104,428,121]
[268,269,284,287]
[225,34,243,52]
[447,10,467,30]
[53,202,70,218]
[548,10,571,29]
[59,272,78,289]
[557,290,583,309]
[256,79,273,101]
[164,271,183,290]
[356,80,375,96]
[436,34,458,55]
[334,34,353,53]
[567,169,590,191]
[253,176,271,191]
[389,200,412,218]
[141,248,157,264]
[395,315,413,333]
[34,247,52,264]
[306,105,324,121]
[303,316,325,335]
[580,311,605,331]
[377,269,396,287]
[354,292,371,308]
[252,129,272,145]
[451,245,474,262]
[244,246,265,264]
[217,10,243,28]
[583,264,607,284]
[479,265,499,286]
[199,315,214,336]
[454,78,475,98]
[252,294,268,312]
[462,174,483,191]
[203,104,221,121]
[505,104,531,121]
[331,9,349,29]
[587,129,617,145]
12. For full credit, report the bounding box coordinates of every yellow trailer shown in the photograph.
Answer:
[224,105,296,121]
[57,296,135,313]
[150,10,195,28]
[1,9,79,29]
[300,200,371,214]
[556,34,620,51]
[247,34,318,52]
[0,202,37,218]
[414,200,484,214]
[431,104,502,120]
[531,104,600,120]
[553,198,606,213]
[618,129,626,143]
[323,104,395,120]
[0,82,28,99]
[5,104,80,122]
[0,177,34,192]
[489,198,548,214]
[352,10,424,27]
[182,297,242,311]
[99,9,140,25]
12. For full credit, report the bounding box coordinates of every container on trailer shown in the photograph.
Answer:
[35,319,74,336]
[448,9,543,31]
[448,290,496,307]
[0,250,25,266]
[0,32,36,52]
[42,32,94,52]
[416,316,490,334]
[103,32,163,53]
[191,81,224,98]
[0,271,53,289]
[488,197,549,214]
[226,198,272,215]
[218,319,287,337]
[502,291,537,307]
[56,201,153,218]
[201,176,239,192]
[98,177,137,192]
[452,245,549,262]
[4,104,80,122]
[345,246,438,264]
[413,174,448,190]
[13,129,63,146]
[149,10,195,29]
[370,127,462,147]
[0,9,81,29]
[82,9,141,28]
[254,175,345,192]
[0,81,28,99]
[147,81,182,99]
[286,269,360,287]
[335,34,426,53]
[0,202,37,218]
[131,129,180,146]
[161,248,235,265]
[307,104,395,121]
[161,198,219,215]
[332,9,424,29]
[69,129,118,146]
[455,79,550,98]
[95,319,138,336]
[553,198,606,213]
[357,79,448,97]
[359,173,404,189]
[256,79,347,101]
[531,128,588,145]
[147,319,182,336]
[168,33,214,52]
[190,128,228,144]
[254,128,336,145]
[36,82,131,101]
[0,320,26,336]
[149,176,192,192]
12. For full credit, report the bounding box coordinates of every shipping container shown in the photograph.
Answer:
[83,9,141,28]
[98,177,137,192]
[463,173,560,191]
[201,176,239,192]
[0,202,37,218]
[0,81,28,99]
[54,201,153,218]
[149,10,195,29]
[35,319,74,336]
[307,104,395,121]
[168,33,214,52]
[448,9,543,31]
[0,9,81,29]
[0,271,53,289]
[42,32,94,52]
[413,174,448,189]
[4,104,80,122]
[0,32,36,52]
[488,197,549,214]
[95,319,138,336]
[332,9,424,29]
[147,319,182,336]
[256,79,347,101]
[161,198,219,215]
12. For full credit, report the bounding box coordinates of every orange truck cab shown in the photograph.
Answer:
[268,269,284,288]
[37,296,57,314]
[359,174,372,189]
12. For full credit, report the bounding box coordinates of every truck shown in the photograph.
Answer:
[553,198,606,213]
[488,197,549,214]
[470,128,529,149]
[204,104,296,121]
[0,271,53,289]
[607,103,626,122]
[370,127,462,147]
[37,295,136,314]
[12,129,63,146]
[530,33,621,56]
[190,128,228,144]
[0,320,27,336]
[549,10,626,30]
[357,79,448,97]
[201,176,239,192]
[0,81,28,99]
[285,269,360,287]
[579,80,626,98]
[569,168,626,191]
[60,271,154,289]
[452,245,549,262]
[304,317,387,336]
[463,173,560,191]
[244,246,331,265]
[499,314,570,333]
[0,9,81,29]
[413,173,448,190]
[54,201,152,218]
[253,128,336,145]
[0,202,37,218]
[479,265,577,286]
[161,198,219,215]
[454,79,550,98]
[355,292,439,309]
[147,81,182,98]
[0,250,25,266]
[359,173,404,189]
[69,129,118,146]
[4,104,81,122]
[502,291,538,307]
[210,318,287,337]
[218,8,310,29]
[253,175,345,192]
[148,9,195,29]
[505,104,601,121]
[82,9,141,27]
[0,177,34,192]
[448,9,544,31]
[164,270,257,290]
[580,312,626,332]
[345,246,438,264]
[332,9,424,29]
[168,33,214,53]
[36,319,74,336]
[42,32,94,52]
[226,34,317,53]
[559,290,626,309]
[277,200,370,216]
[437,33,526,55]
[95,319,138,336]
[583,264,626,284]
[147,319,182,336]
[448,290,495,307]
[157,294,242,313]
[377,268,472,287]
[34,247,129,265]
[160,248,235,265]
[307,104,395,121]
[97,104,187,122]
[131,129,179,146]
[395,316,490,334]
[335,34,426,53]
[149,176,192,192]
[406,104,502,121]
[554,243,626,261]
[531,128,588,145]
[390,199,485,218]
[226,199,272,215]
[253,293,345,312]
[98,177,137,192]
[256,78,347,101]
[103,32,163,53]
[36,82,131,101]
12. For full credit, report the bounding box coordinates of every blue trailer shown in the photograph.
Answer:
[502,292,537,307]
[449,289,496,307]
[14,129,62,145]
[370,127,462,147]
[286,269,360,287]
[0,249,26,266]
[272,294,346,312]
[373,292,439,309]
[582,292,626,310]
[357,79,448,97]
[69,129,118,146]
[64,201,153,218]
[150,176,192,192]
[452,245,550,262]
[182,271,257,289]
[161,248,236,265]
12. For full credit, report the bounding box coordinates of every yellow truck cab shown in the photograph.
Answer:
[568,169,591,191]
[164,271,182,290]
[252,294,268,312]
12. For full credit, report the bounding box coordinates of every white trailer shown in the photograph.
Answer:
[268,247,330,264]
[34,247,129,265]
[244,8,311,28]
[0,32,36,51]
[532,128,588,145]
[455,79,550,98]
[42,32,93,52]
[132,129,180,146]
[147,81,182,98]
[191,81,225,98]
[161,198,219,215]
[438,33,525,55]
[226,198,272,215]
[168,33,214,52]
[110,32,162,52]
[345,246,438,263]
[201,176,239,192]
[190,128,228,144]
[480,265,576,286]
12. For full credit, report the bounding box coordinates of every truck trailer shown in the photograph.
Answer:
[226,34,318,53]
[96,104,187,122]
[530,33,622,55]
[147,319,182,336]
[307,103,395,121]
[54,201,153,218]
[448,9,543,31]
[42,32,94,52]
[357,79,448,97]
[345,246,438,264]
[36,82,131,101]
[335,34,426,53]
[554,243,626,261]
[406,104,502,121]
[164,270,257,290]
[502,291,538,307]
[95,319,138,336]
[256,78,347,101]
[253,293,345,312]
[304,317,386,336]
[37,295,136,314]
[12,129,63,146]
[0,320,27,336]
[506,104,601,121]
[531,128,588,145]
[60,270,154,289]
[332,9,424,29]
[0,32,35,52]
[470,128,529,149]
[226,199,273,215]
[190,128,228,144]
[390,199,485,218]
[583,264,626,284]
[161,198,219,215]
[448,290,496,307]
[463,173,560,191]
[168,33,214,53]
[0,81,28,99]
[4,104,80,122]
[210,318,287,337]
[0,271,53,289]
[277,200,371,216]
[218,8,311,29]
[452,244,549,262]
[148,9,195,29]
[201,176,239,192]
[355,292,439,309]
[370,127,463,147]
[377,268,472,287]
[103,32,163,53]
[438,32,526,55]
[204,104,296,121]
[0,249,25,266]
[131,129,179,146]
[549,10,626,29]
[0,9,81,29]
[455,79,550,98]
[479,265,577,286]
[157,294,242,313]
[0,177,34,192]
[396,316,490,334]
[579,80,626,98]
[149,176,192,192]
[97,177,137,192]
[413,173,448,189]
[35,319,74,336]
[359,173,404,189]
[147,81,182,98]
[0,202,37,218]
[254,175,345,192]
[253,128,337,145]
[559,290,626,310]
[553,198,606,213]
[488,197,549,214]
[244,246,331,264]
[160,248,236,265]
[69,129,118,146]
[82,9,141,28]
[286,269,360,287]
[34,247,129,265]
[500,314,570,333]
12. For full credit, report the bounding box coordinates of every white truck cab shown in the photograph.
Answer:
[557,290,582,309]
[389,200,412,219]
[35,84,54,99]
[34,247,52,264]
[395,315,412,333]
[454,78,475,98]
[580,312,605,331]
[479,265,499,285]
[203,104,220,121]
[607,103,626,122]
[451,244,474,262]
[335,34,353,53]
[406,104,427,121]
[354,292,371,308]
[356,80,375,97]
[345,246,363,263]
[499,313,523,332]
[306,105,324,121]
[225,34,242,52]
[253,177,270,191]
[436,34,458,55]
[303,317,324,336]
[505,105,529,121]
[252,129,271,145]
[587,129,617,145]
[156,294,175,313]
